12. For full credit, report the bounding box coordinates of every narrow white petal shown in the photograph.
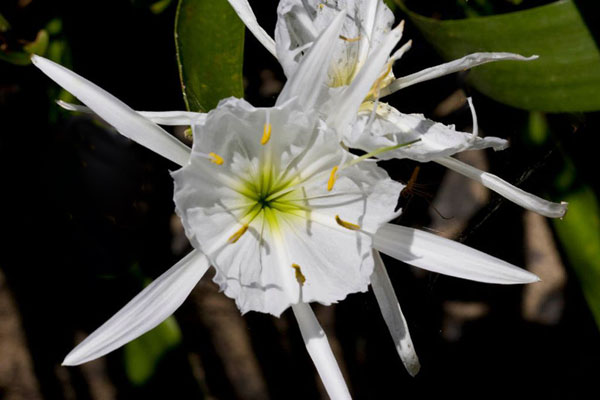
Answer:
[63,250,209,366]
[32,55,191,166]
[436,156,568,218]
[57,100,206,126]
[227,0,277,57]
[345,102,507,162]
[292,303,351,400]
[373,223,540,284]
[329,22,404,135]
[467,97,478,137]
[381,52,538,97]
[276,10,346,111]
[371,251,420,376]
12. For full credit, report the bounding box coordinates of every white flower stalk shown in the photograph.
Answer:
[34,6,541,395]
[230,0,567,219]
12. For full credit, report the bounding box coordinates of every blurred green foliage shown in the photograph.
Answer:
[124,315,183,385]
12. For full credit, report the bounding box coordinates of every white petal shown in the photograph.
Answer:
[345,102,507,162]
[226,0,277,57]
[328,23,404,135]
[373,223,540,284]
[436,156,568,218]
[371,251,420,376]
[276,10,346,111]
[32,55,191,166]
[381,52,538,97]
[56,100,206,126]
[292,303,351,400]
[63,250,209,366]
[275,0,319,77]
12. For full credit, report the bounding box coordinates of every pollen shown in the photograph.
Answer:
[335,215,361,231]
[327,166,338,191]
[291,263,306,286]
[228,223,248,243]
[208,152,224,165]
[339,35,361,42]
[261,123,272,145]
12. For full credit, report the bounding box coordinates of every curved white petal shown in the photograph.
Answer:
[345,102,507,162]
[329,23,404,135]
[226,0,277,57]
[436,156,568,218]
[371,251,420,376]
[63,250,209,366]
[373,223,540,284]
[292,303,351,400]
[277,10,346,111]
[32,55,191,166]
[56,100,206,126]
[381,52,538,97]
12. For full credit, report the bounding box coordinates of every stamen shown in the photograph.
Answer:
[291,263,306,285]
[367,61,394,100]
[335,215,361,231]
[228,223,248,243]
[339,35,361,42]
[327,166,338,191]
[184,127,193,139]
[208,152,224,165]
[261,123,272,145]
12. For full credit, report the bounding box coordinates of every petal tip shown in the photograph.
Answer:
[61,353,81,367]
[407,364,421,377]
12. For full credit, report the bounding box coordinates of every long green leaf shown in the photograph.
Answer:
[175,0,245,112]
[553,186,600,327]
[395,0,600,112]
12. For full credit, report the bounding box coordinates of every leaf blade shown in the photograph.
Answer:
[175,0,245,112]
[395,0,600,112]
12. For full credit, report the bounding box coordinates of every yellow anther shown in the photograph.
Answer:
[228,223,248,243]
[327,166,338,191]
[335,215,361,231]
[339,35,361,43]
[184,127,193,139]
[367,61,394,100]
[208,152,224,165]
[318,3,324,9]
[261,123,272,145]
[291,263,306,286]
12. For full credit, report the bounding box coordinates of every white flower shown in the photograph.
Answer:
[172,95,401,316]
[33,7,541,399]
[230,0,567,219]
[227,0,564,379]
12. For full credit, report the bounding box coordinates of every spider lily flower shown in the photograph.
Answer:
[34,8,539,399]
[228,0,567,219]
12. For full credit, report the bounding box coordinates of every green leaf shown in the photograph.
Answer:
[553,185,600,328]
[0,13,10,32]
[395,0,600,112]
[175,0,245,112]
[123,315,182,386]
[150,0,173,14]
[0,29,49,66]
